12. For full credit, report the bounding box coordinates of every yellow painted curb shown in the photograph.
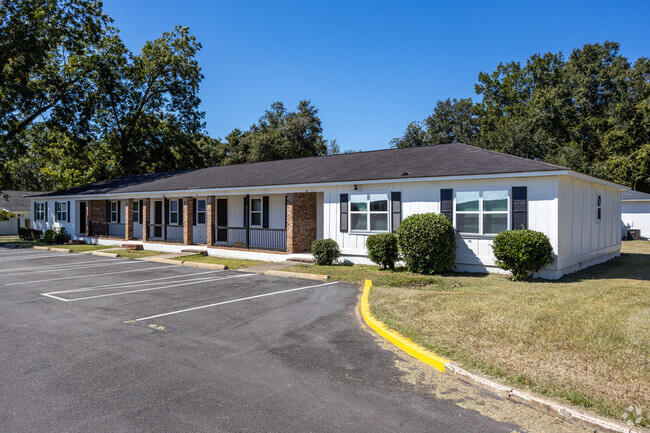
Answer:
[360,279,449,373]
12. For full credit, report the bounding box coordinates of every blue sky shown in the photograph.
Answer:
[103,0,649,152]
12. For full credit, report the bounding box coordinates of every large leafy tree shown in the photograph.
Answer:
[392,42,650,192]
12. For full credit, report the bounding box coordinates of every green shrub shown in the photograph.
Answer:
[18,227,42,240]
[53,227,70,244]
[492,229,554,280]
[311,238,341,266]
[42,229,56,244]
[366,233,399,269]
[397,213,456,274]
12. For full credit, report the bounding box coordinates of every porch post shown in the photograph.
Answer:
[286,192,317,254]
[183,197,193,245]
[206,196,215,247]
[142,198,150,241]
[244,194,250,249]
[125,198,134,240]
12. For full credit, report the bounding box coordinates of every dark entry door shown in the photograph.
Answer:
[154,201,163,238]
[216,199,228,242]
[79,202,87,234]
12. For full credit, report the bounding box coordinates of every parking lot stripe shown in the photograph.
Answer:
[6,264,177,286]
[47,273,254,302]
[135,281,339,322]
[0,250,49,256]
[0,253,73,262]
[50,270,225,294]
[41,293,71,302]
[1,258,139,276]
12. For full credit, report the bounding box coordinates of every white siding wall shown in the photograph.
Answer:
[31,199,77,238]
[557,176,621,276]
[0,216,19,235]
[322,176,559,276]
[621,201,650,239]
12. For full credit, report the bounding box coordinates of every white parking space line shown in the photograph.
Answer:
[135,281,340,322]
[6,264,177,286]
[0,253,74,262]
[1,258,139,276]
[49,270,225,294]
[0,250,49,256]
[42,273,254,302]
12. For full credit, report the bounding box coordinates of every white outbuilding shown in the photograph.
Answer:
[621,189,650,240]
[0,190,42,235]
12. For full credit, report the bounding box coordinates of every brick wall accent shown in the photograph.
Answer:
[142,198,150,241]
[286,192,317,254]
[124,198,134,240]
[183,197,194,245]
[206,196,215,247]
[88,200,108,236]
[84,201,90,234]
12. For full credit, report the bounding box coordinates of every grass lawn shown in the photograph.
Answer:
[284,241,650,426]
[114,250,162,259]
[0,235,39,247]
[173,254,266,270]
[50,244,115,252]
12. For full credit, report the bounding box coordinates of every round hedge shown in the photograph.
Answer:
[366,233,399,269]
[397,213,456,274]
[311,238,341,266]
[491,229,554,280]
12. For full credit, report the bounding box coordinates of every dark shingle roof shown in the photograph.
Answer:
[34,143,567,197]
[2,190,44,211]
[622,190,650,201]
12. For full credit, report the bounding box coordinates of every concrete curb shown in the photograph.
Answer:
[32,246,50,251]
[49,247,71,253]
[360,279,647,433]
[264,270,329,281]
[178,261,227,270]
[91,251,119,258]
[138,257,182,265]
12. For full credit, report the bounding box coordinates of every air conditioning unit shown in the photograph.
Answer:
[627,229,641,240]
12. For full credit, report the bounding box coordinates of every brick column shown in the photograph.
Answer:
[206,196,215,247]
[286,192,317,254]
[183,197,194,245]
[142,198,150,241]
[124,198,134,240]
[88,200,108,236]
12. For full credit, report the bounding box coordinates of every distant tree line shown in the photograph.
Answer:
[391,42,650,193]
[0,0,334,192]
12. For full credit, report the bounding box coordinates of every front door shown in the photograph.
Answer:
[79,202,86,234]
[154,201,163,238]
[216,198,228,242]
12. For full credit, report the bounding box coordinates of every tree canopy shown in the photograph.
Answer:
[392,42,650,192]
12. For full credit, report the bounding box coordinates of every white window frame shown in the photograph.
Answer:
[596,193,602,223]
[133,201,140,224]
[169,200,179,225]
[55,201,68,222]
[454,188,510,236]
[349,191,391,234]
[110,201,119,223]
[197,199,206,225]
[250,197,262,228]
[35,202,45,221]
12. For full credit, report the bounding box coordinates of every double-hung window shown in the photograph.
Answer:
[596,194,602,222]
[197,200,206,224]
[250,198,262,227]
[169,200,179,224]
[35,202,45,221]
[110,201,119,223]
[455,190,509,235]
[55,202,67,222]
[133,201,140,224]
[350,193,389,232]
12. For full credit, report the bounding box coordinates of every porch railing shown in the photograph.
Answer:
[147,224,183,243]
[88,221,125,238]
[212,226,286,251]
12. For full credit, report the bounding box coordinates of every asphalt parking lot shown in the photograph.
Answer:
[0,247,524,433]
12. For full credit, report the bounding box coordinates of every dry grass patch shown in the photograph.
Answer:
[173,254,265,270]
[370,241,649,426]
[51,244,114,252]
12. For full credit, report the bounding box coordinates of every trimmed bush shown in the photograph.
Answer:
[366,233,399,269]
[492,229,554,280]
[311,238,341,266]
[42,227,70,244]
[397,213,456,274]
[18,227,42,241]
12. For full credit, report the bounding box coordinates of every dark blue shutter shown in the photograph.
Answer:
[178,199,183,225]
[54,201,58,222]
[440,189,453,223]
[512,187,527,230]
[67,201,70,222]
[243,195,249,227]
[117,200,121,223]
[192,198,197,226]
[391,192,401,232]
[139,200,143,223]
[164,199,169,225]
[262,196,269,228]
[33,202,37,220]
[340,194,348,232]
[45,202,48,221]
